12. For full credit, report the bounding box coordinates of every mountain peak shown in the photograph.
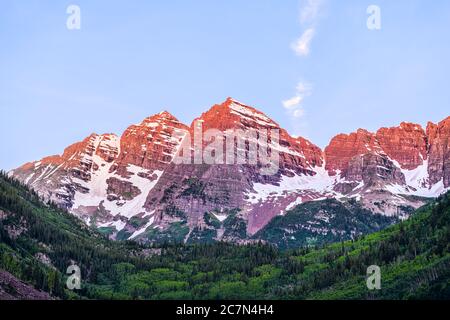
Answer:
[355,128,373,136]
[193,98,279,131]
[87,132,118,140]
[158,110,175,118]
[224,96,236,103]
[223,97,246,106]
[138,111,184,128]
[399,122,423,131]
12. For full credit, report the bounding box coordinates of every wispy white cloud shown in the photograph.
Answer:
[291,0,324,57]
[285,1,324,122]
[282,81,312,118]
[296,82,313,94]
[282,95,303,109]
[291,28,315,56]
[292,108,305,118]
[300,0,323,24]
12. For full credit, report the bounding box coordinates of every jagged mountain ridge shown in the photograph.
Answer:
[9,98,450,243]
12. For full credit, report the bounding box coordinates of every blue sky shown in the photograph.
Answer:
[1,0,450,170]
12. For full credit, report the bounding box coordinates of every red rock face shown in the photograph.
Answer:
[326,122,428,174]
[191,98,323,175]
[114,112,189,176]
[427,117,450,187]
[193,97,280,132]
[376,122,427,170]
[325,119,450,191]
[324,129,381,175]
[344,152,405,186]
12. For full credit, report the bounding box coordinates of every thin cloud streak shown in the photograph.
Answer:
[291,28,315,56]
[283,81,313,119]
[284,0,324,125]
[291,0,324,57]
[300,0,324,24]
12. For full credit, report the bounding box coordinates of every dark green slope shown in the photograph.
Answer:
[282,194,450,299]
[254,198,399,249]
[1,171,449,300]
[0,171,151,299]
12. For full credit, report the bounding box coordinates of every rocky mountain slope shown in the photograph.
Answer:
[9,98,450,244]
[254,198,400,249]
[0,270,53,300]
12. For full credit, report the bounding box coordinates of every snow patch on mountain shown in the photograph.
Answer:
[212,212,228,222]
[285,197,303,212]
[386,157,448,197]
[129,216,156,240]
[228,100,277,127]
[103,167,163,219]
[72,156,164,221]
[246,165,340,205]
[99,219,127,232]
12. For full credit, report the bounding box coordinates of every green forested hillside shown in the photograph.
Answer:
[0,171,151,298]
[0,172,449,300]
